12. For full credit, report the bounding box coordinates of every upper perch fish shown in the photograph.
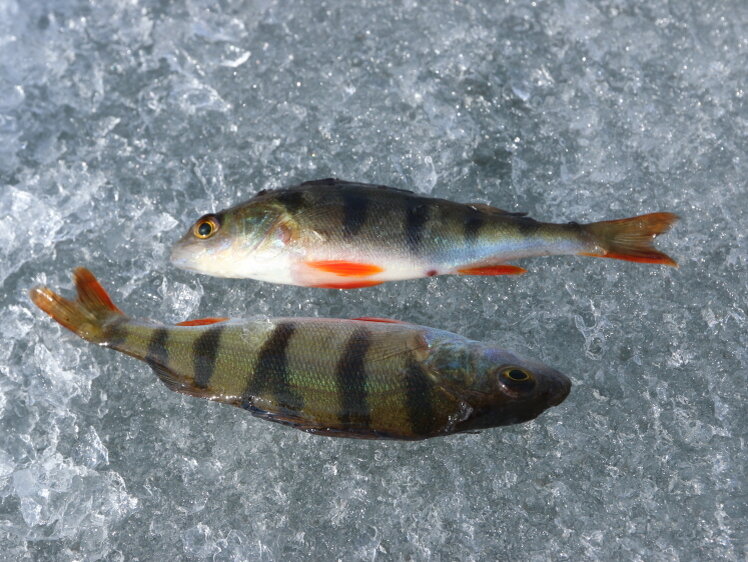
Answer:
[29,268,570,440]
[170,178,678,289]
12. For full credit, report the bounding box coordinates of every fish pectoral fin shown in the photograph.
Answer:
[354,330,430,364]
[457,264,527,276]
[263,213,299,246]
[175,317,229,327]
[469,203,527,217]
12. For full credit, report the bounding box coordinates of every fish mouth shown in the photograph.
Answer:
[169,245,192,269]
[169,243,211,273]
[547,374,572,406]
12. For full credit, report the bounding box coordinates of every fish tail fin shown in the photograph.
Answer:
[29,268,125,343]
[580,212,679,267]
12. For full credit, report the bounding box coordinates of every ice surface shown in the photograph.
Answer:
[2,0,746,559]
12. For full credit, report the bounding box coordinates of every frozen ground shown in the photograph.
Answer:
[1,0,746,559]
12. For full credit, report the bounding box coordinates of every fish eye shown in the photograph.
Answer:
[504,368,530,381]
[498,367,536,392]
[193,215,220,239]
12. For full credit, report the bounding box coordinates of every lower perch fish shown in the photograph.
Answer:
[29,269,570,440]
[171,178,679,288]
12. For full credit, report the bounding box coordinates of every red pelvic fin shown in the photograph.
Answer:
[176,317,229,327]
[457,264,527,276]
[352,317,407,324]
[306,260,384,277]
[581,212,679,267]
[311,280,384,289]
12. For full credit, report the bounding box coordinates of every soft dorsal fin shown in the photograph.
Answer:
[176,317,228,327]
[352,317,408,324]
[469,203,527,217]
[300,177,343,187]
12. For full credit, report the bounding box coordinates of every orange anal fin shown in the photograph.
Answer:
[352,317,406,324]
[176,317,229,326]
[578,252,677,266]
[457,265,527,276]
[306,260,384,277]
[311,280,384,289]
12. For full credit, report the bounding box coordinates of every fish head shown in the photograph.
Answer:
[457,345,571,430]
[170,200,296,279]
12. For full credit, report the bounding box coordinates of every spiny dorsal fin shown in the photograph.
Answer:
[302,178,415,194]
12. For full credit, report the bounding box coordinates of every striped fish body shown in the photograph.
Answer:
[170,178,678,288]
[30,269,571,440]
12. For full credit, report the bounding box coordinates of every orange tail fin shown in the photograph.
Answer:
[580,212,679,266]
[29,268,125,343]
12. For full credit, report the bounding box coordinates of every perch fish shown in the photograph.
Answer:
[29,268,570,440]
[171,178,679,288]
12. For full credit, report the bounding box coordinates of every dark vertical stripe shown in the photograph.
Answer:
[193,326,225,389]
[242,322,303,412]
[464,207,485,242]
[145,328,169,371]
[404,357,435,437]
[103,318,128,352]
[275,190,305,214]
[516,216,542,236]
[335,328,372,427]
[404,198,430,253]
[340,190,369,237]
